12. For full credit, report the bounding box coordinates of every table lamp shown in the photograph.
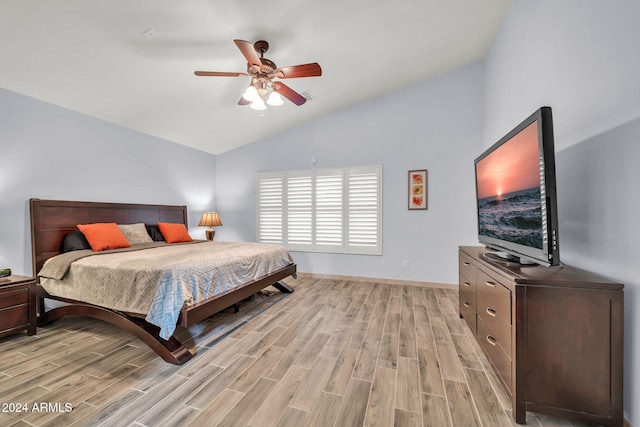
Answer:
[198,212,222,240]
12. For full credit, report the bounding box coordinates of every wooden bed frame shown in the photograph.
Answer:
[29,198,296,365]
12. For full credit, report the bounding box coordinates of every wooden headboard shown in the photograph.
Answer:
[30,198,188,276]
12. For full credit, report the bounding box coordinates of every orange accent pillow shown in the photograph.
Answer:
[77,223,132,252]
[157,222,193,244]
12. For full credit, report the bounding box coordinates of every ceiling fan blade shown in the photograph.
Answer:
[234,39,261,67]
[275,63,322,79]
[194,71,248,77]
[238,96,250,106]
[272,82,307,106]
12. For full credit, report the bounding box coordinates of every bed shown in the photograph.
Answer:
[29,198,296,365]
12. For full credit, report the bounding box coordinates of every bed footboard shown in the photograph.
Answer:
[37,295,194,365]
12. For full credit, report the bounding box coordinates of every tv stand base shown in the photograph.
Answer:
[482,250,537,266]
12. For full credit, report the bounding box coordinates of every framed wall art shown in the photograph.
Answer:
[408,170,428,210]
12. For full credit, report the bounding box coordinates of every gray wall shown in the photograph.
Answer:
[0,88,217,276]
[484,1,640,423]
[216,62,484,285]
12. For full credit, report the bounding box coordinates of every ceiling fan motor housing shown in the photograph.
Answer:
[259,58,276,74]
[253,40,269,54]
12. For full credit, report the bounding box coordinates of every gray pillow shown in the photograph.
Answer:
[118,223,153,244]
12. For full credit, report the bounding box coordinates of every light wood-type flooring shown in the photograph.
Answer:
[0,278,598,427]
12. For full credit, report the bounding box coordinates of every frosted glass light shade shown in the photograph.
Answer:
[250,97,266,111]
[242,85,259,102]
[266,91,284,106]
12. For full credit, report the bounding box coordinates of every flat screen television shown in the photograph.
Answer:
[474,106,560,266]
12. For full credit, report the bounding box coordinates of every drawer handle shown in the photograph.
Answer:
[486,308,497,317]
[463,281,471,287]
[485,281,496,288]
[486,335,497,346]
[463,262,470,266]
[463,301,471,308]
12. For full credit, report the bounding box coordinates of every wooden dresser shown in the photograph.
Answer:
[0,275,37,338]
[459,246,623,426]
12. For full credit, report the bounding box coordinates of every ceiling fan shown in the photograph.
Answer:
[195,39,322,110]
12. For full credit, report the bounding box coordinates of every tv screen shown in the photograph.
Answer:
[474,107,560,266]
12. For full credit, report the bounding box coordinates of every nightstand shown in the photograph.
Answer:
[0,275,37,338]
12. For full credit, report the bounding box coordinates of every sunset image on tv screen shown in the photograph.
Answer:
[476,121,543,249]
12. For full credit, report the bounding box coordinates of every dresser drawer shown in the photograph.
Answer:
[0,286,29,309]
[460,298,477,334]
[478,316,512,394]
[478,310,511,359]
[459,253,476,284]
[459,273,476,309]
[0,304,29,333]
[476,269,511,325]
[0,277,35,338]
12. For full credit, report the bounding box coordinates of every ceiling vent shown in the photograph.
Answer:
[142,28,159,40]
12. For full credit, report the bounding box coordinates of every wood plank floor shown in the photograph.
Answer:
[0,278,597,427]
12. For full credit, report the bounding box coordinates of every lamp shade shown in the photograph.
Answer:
[198,212,222,227]
[250,97,267,111]
[266,91,284,106]
[242,85,259,102]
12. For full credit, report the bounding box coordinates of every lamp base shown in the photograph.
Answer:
[205,229,215,240]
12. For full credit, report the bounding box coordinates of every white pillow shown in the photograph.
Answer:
[118,223,153,244]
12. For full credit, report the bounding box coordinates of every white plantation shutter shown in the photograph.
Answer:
[287,175,312,245]
[347,169,380,252]
[257,176,283,243]
[315,172,343,247]
[257,166,382,255]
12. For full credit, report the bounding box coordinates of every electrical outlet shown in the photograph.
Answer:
[402,260,410,269]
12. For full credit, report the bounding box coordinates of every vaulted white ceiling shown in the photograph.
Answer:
[0,0,511,154]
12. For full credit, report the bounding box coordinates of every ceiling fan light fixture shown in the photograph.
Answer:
[250,97,267,111]
[266,90,284,107]
[242,85,259,102]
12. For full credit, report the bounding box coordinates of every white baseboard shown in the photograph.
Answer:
[293,272,456,290]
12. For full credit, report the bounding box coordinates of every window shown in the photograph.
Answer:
[257,165,382,255]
